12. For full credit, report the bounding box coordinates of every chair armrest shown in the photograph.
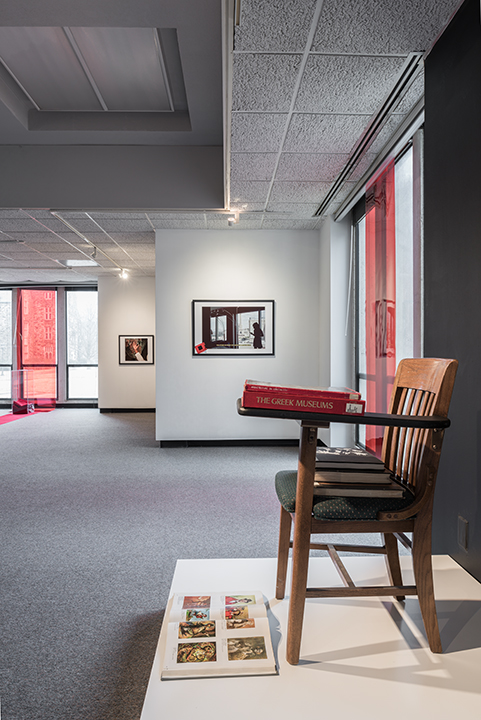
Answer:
[236,398,450,429]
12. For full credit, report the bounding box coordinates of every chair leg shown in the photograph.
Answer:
[285,424,317,665]
[412,510,442,653]
[383,532,405,601]
[276,506,292,600]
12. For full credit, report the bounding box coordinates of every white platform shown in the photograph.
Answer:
[140,556,481,720]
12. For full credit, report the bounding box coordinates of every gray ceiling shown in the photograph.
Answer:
[0,0,462,285]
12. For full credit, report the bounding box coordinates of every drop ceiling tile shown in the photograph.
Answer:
[368,114,406,155]
[266,203,320,217]
[231,154,278,182]
[394,71,425,114]
[347,153,379,183]
[205,213,263,230]
[55,215,102,233]
[148,214,207,229]
[296,55,406,114]
[108,232,155,243]
[233,54,302,112]
[0,242,31,252]
[270,181,331,204]
[262,217,320,230]
[234,0,318,52]
[331,182,357,204]
[284,114,369,154]
[4,231,70,244]
[0,210,29,220]
[230,181,271,204]
[231,113,288,152]
[229,202,266,213]
[275,153,350,181]
[312,0,461,55]
[0,218,47,233]
[87,217,153,233]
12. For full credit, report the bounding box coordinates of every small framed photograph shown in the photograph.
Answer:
[119,335,154,365]
[192,300,275,356]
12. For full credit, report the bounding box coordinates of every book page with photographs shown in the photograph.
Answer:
[161,592,277,679]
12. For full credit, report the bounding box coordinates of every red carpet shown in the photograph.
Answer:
[0,409,54,425]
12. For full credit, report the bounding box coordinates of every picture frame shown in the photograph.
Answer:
[192,300,275,356]
[119,335,154,365]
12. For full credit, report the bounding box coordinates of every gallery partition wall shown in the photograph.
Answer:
[0,286,98,404]
[355,135,423,455]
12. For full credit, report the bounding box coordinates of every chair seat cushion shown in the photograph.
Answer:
[275,469,414,521]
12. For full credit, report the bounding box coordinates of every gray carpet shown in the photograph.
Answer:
[0,410,392,720]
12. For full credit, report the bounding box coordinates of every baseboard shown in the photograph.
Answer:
[159,439,299,448]
[99,408,155,413]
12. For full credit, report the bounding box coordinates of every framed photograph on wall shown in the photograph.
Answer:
[192,300,275,356]
[119,335,154,365]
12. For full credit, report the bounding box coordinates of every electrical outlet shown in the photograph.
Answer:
[458,515,469,551]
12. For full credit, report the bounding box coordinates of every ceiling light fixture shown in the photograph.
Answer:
[120,268,129,279]
[227,211,239,226]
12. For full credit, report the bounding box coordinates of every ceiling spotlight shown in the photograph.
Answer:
[120,269,129,279]
[227,211,239,226]
[91,247,97,259]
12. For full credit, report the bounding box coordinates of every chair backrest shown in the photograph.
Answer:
[381,358,458,500]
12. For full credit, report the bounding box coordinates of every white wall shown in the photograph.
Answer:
[155,229,321,441]
[98,276,156,409]
[319,215,355,447]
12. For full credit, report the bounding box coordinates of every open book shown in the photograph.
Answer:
[161,592,277,679]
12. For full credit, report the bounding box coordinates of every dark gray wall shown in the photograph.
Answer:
[0,146,224,209]
[424,0,481,580]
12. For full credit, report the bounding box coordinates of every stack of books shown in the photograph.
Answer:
[313,446,406,498]
[242,380,365,416]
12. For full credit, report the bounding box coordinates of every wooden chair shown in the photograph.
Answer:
[275,358,458,664]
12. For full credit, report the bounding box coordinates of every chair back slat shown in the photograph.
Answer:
[381,359,458,497]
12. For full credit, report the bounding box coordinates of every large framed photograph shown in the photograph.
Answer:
[119,335,154,364]
[192,301,275,356]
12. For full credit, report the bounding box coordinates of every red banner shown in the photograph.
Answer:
[364,160,396,456]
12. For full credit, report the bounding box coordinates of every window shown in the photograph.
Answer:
[66,289,98,399]
[356,143,423,455]
[18,289,57,399]
[0,289,12,399]
[0,286,98,403]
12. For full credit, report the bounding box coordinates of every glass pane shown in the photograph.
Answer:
[395,147,415,361]
[21,289,57,364]
[68,366,98,399]
[28,367,57,398]
[0,290,12,365]
[67,291,98,364]
[0,367,11,399]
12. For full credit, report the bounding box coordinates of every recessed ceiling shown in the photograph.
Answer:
[0,0,464,285]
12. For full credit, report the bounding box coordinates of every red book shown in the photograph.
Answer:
[242,390,365,415]
[244,380,361,400]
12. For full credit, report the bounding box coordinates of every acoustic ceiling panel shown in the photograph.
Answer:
[311,0,461,55]
[269,181,332,204]
[284,114,370,154]
[231,153,278,182]
[148,213,207,229]
[275,153,350,181]
[232,54,303,112]
[295,55,407,114]
[234,0,318,52]
[231,113,288,152]
[266,203,321,217]
[262,217,319,229]
[230,181,271,204]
